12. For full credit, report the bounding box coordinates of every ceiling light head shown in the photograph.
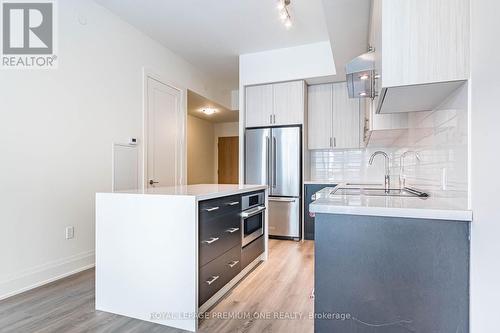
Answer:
[279,10,288,21]
[359,74,370,80]
[277,0,290,10]
[284,17,292,29]
[200,108,217,115]
[359,92,367,97]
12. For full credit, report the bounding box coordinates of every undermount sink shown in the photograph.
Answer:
[333,186,429,198]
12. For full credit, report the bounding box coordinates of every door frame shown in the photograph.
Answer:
[142,68,187,189]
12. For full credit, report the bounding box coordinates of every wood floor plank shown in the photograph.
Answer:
[0,240,314,333]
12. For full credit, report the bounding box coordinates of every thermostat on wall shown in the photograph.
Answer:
[129,138,138,146]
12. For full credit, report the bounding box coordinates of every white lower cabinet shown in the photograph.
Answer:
[308,82,361,150]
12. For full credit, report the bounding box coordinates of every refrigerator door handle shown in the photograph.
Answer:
[272,136,277,188]
[268,197,297,202]
[266,136,270,187]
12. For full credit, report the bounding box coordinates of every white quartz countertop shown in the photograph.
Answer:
[107,184,268,201]
[309,184,472,222]
[304,180,341,185]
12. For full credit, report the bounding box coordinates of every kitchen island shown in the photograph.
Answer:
[310,184,472,333]
[95,184,268,332]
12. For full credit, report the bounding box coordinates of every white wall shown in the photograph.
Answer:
[239,41,336,182]
[469,0,500,331]
[214,122,239,182]
[187,116,216,184]
[0,0,228,299]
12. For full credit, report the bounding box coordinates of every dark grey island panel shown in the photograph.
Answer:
[315,213,470,333]
[304,184,336,240]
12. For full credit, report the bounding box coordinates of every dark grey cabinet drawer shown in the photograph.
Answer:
[199,209,240,243]
[199,195,241,221]
[199,245,241,305]
[199,211,241,266]
[241,235,265,269]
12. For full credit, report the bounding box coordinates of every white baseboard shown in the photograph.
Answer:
[0,250,95,301]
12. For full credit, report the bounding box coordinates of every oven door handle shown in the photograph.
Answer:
[241,205,266,218]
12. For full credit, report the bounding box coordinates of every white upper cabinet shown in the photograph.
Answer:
[245,84,273,127]
[371,0,469,113]
[273,81,305,126]
[308,84,332,150]
[331,82,361,149]
[381,0,469,87]
[308,82,361,150]
[245,80,305,128]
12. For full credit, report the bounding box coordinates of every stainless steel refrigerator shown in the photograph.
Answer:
[245,126,301,239]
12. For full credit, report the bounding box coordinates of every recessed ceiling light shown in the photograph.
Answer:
[200,108,217,115]
[359,74,370,80]
[359,92,367,97]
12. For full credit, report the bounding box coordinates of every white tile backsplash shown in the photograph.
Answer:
[310,148,396,184]
[309,83,468,199]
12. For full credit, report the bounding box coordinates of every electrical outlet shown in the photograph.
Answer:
[65,226,74,240]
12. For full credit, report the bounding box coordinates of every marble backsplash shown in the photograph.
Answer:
[309,83,469,200]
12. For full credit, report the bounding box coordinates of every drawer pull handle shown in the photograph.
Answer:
[228,260,239,268]
[205,207,220,212]
[226,227,240,233]
[202,237,219,244]
[227,201,239,206]
[206,275,220,285]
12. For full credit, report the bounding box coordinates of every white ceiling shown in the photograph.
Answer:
[94,0,330,89]
[187,90,238,123]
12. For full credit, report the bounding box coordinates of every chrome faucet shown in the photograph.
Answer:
[399,151,421,189]
[369,151,390,192]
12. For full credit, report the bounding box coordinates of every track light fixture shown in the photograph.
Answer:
[276,0,292,29]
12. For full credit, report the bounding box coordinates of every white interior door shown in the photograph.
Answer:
[146,77,182,188]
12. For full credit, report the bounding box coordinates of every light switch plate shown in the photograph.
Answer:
[65,226,74,239]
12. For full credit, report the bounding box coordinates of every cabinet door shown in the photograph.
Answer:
[273,81,305,126]
[245,84,273,127]
[381,0,469,87]
[331,82,360,149]
[307,84,332,150]
[370,0,383,104]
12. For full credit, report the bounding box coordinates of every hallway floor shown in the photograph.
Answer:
[0,239,314,333]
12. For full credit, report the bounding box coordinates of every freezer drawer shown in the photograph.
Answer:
[268,197,300,238]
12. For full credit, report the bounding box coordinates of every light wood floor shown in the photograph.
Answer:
[0,240,314,333]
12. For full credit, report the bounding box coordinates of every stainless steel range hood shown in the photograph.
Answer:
[345,50,375,99]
